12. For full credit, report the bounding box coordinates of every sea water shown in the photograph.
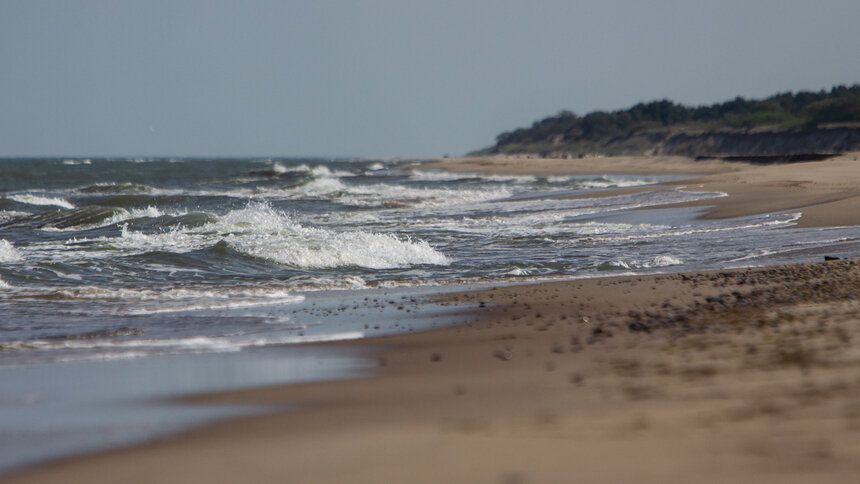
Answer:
[1,157,858,471]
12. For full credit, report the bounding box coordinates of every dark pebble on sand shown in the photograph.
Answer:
[494,349,513,361]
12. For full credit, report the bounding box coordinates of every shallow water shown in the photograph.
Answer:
[0,284,476,474]
[0,346,366,472]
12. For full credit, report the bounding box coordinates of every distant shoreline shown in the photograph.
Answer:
[422,152,860,228]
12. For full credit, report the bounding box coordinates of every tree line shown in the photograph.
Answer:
[490,85,860,150]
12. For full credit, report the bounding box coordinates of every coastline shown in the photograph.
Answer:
[425,152,860,228]
[5,154,860,483]
[419,154,749,175]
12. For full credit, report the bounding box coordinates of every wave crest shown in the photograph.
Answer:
[109,203,449,269]
[6,194,74,209]
[0,239,22,263]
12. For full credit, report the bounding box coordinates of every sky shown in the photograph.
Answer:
[1,0,859,158]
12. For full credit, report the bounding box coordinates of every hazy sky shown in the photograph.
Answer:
[2,0,859,158]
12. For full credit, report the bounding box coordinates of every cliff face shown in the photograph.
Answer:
[478,126,860,159]
[658,127,860,157]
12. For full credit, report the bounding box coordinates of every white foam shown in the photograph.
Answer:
[249,170,513,208]
[0,284,307,316]
[598,255,683,271]
[121,206,162,220]
[93,203,451,269]
[587,212,802,244]
[144,175,511,210]
[217,204,450,269]
[43,285,305,303]
[505,267,532,276]
[575,175,664,189]
[245,228,449,269]
[405,212,669,238]
[287,275,369,291]
[0,239,22,263]
[0,210,29,223]
[298,176,349,195]
[7,194,75,209]
[125,296,306,315]
[310,165,354,177]
[648,255,683,267]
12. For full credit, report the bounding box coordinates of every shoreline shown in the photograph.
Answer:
[421,153,860,228]
[418,154,749,175]
[6,260,860,483]
[5,154,860,483]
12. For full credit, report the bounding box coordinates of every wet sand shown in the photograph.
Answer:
[5,154,860,483]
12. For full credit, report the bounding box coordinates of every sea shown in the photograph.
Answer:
[1,157,859,472]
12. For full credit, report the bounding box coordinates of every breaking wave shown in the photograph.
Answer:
[597,255,684,271]
[6,194,75,209]
[97,203,451,269]
[0,239,21,263]
[35,206,163,231]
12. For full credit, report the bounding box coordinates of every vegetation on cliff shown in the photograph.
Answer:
[474,85,860,157]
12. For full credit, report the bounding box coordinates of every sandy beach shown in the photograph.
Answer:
[5,154,860,483]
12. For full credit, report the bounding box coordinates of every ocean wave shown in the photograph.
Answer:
[288,164,356,178]
[310,164,356,177]
[36,206,163,231]
[597,255,683,271]
[575,175,664,189]
[6,194,75,209]
[216,204,450,269]
[84,203,452,269]
[79,182,154,194]
[26,285,305,303]
[584,212,802,244]
[252,172,511,208]
[396,188,721,230]
[0,210,30,224]
[399,211,670,238]
[504,267,533,276]
[62,159,92,165]
[285,275,369,291]
[0,284,307,316]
